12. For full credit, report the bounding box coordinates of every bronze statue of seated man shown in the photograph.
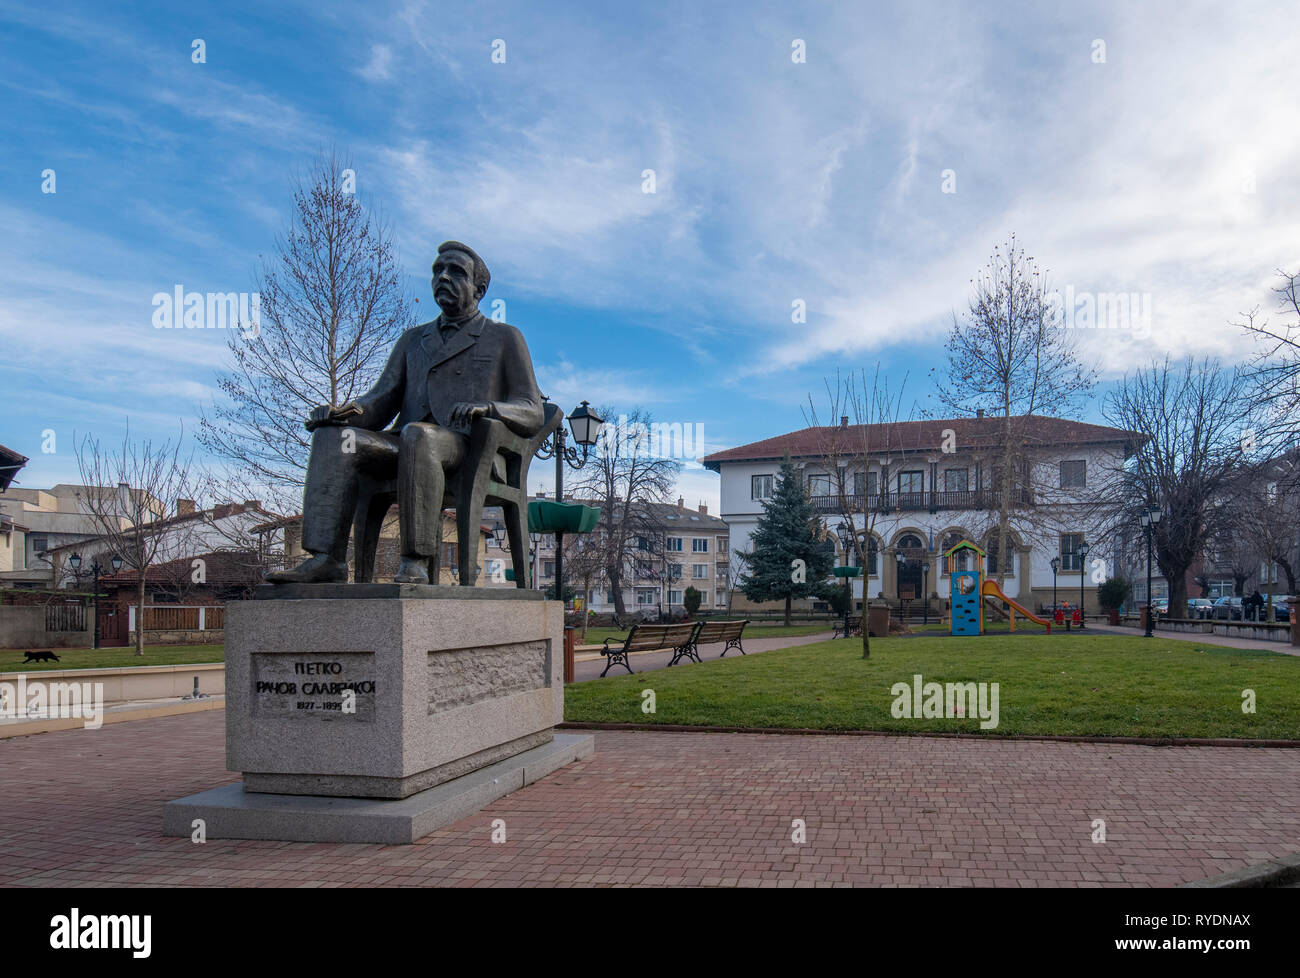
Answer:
[266,240,544,585]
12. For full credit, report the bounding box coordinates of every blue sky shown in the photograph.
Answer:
[2,0,1296,512]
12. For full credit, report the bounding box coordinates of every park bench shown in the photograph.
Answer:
[683,619,749,662]
[599,621,700,677]
[833,615,862,639]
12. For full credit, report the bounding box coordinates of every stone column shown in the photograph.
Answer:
[1017,546,1032,605]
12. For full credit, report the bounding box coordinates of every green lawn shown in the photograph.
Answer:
[565,634,1300,740]
[578,624,834,646]
[1,645,225,672]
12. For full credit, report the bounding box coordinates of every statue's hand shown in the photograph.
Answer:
[449,401,493,428]
[305,401,363,432]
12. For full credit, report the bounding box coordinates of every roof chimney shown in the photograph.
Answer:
[840,416,849,427]
[976,409,985,419]
[677,496,684,508]
[698,502,708,515]
[176,498,195,517]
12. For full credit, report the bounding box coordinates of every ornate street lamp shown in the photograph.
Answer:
[922,560,931,625]
[835,522,855,637]
[534,398,604,607]
[69,552,122,649]
[1050,556,1060,618]
[1139,504,1162,637]
[1078,541,1091,629]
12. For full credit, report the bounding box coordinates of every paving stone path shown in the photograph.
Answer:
[2,711,1297,887]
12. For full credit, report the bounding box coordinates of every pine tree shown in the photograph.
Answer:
[738,456,836,625]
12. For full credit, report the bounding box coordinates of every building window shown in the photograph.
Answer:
[987,538,1014,575]
[751,475,774,499]
[943,469,968,493]
[442,543,458,567]
[666,537,683,552]
[1207,579,1233,598]
[542,560,555,577]
[668,562,682,578]
[1060,460,1087,489]
[1060,534,1083,572]
[898,470,923,494]
[30,535,49,553]
[692,563,708,579]
[636,536,651,551]
[851,471,879,497]
[669,590,683,604]
[808,473,835,496]
[692,538,708,553]
[636,589,656,606]
[606,588,617,603]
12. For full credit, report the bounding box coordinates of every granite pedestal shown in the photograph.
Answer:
[163,584,593,844]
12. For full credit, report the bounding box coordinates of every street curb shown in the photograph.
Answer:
[1182,852,1300,887]
[556,721,1300,748]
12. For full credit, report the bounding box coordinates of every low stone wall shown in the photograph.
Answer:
[0,606,93,649]
[128,629,224,645]
[0,662,224,704]
[1116,615,1290,642]
[1212,622,1291,642]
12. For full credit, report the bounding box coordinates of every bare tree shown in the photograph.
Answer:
[934,235,1096,586]
[802,365,913,658]
[562,533,606,641]
[199,149,413,513]
[1236,267,1300,447]
[569,407,681,618]
[75,426,198,655]
[1096,357,1258,618]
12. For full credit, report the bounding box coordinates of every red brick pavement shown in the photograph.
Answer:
[1,710,1297,887]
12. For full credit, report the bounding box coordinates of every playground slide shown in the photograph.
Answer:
[980,579,1053,630]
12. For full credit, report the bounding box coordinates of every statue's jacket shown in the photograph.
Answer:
[350,311,545,438]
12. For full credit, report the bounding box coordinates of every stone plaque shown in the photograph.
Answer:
[252,652,377,721]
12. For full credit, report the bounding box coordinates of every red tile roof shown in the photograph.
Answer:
[702,415,1144,470]
[98,550,266,586]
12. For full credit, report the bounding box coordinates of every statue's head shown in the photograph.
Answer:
[432,241,490,318]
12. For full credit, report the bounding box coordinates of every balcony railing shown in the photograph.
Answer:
[808,489,1034,514]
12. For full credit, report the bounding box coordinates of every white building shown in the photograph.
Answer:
[703,415,1141,616]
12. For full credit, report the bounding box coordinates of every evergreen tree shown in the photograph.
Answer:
[738,456,836,625]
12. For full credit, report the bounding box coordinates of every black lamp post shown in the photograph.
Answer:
[69,552,122,649]
[835,522,854,637]
[1078,541,1091,629]
[1050,556,1060,616]
[1139,504,1162,637]
[922,560,931,625]
[534,398,603,608]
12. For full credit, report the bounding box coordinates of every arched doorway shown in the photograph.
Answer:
[896,533,925,599]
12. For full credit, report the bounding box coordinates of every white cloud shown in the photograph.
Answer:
[357,44,394,82]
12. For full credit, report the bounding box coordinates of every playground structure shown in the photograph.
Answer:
[944,539,1052,636]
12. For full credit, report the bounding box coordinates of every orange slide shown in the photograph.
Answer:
[981,579,1052,632]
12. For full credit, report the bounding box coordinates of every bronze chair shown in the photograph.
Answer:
[351,402,562,586]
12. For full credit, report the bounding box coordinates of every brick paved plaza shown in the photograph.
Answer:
[1,710,1297,887]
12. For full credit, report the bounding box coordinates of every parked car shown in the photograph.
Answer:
[1212,596,1243,620]
[1186,598,1214,619]
[1273,602,1291,623]
[1150,599,1169,618]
